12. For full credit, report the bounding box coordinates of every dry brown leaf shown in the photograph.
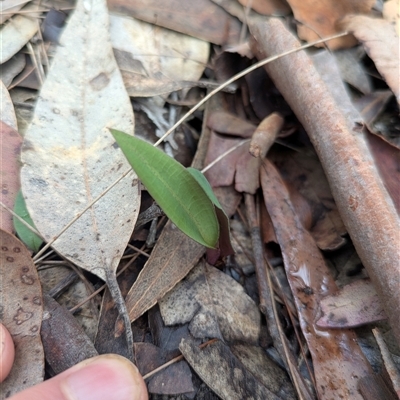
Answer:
[261,160,373,400]
[316,279,386,329]
[237,0,290,16]
[107,0,242,45]
[159,261,261,344]
[0,229,44,398]
[342,15,400,105]
[286,0,375,49]
[41,295,98,374]
[0,122,22,233]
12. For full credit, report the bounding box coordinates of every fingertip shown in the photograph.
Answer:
[0,323,15,383]
[60,354,148,400]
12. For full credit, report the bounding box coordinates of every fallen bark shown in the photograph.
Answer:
[249,18,400,346]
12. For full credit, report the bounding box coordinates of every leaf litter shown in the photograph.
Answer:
[1,0,400,399]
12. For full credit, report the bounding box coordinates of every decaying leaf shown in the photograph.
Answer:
[0,229,44,398]
[20,0,140,358]
[316,279,387,329]
[180,337,291,400]
[41,295,98,374]
[159,261,260,343]
[342,15,400,105]
[109,14,209,97]
[261,160,373,399]
[21,0,139,278]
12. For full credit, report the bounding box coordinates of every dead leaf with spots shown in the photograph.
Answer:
[20,0,140,358]
[0,229,44,398]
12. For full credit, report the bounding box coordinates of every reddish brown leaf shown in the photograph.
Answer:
[0,229,44,397]
[237,0,290,15]
[261,160,373,399]
[286,0,375,49]
[41,295,98,374]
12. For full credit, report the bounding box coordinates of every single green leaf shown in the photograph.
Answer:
[13,190,43,252]
[110,129,219,248]
[187,167,234,261]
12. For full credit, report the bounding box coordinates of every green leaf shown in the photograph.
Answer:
[13,190,43,252]
[110,129,219,248]
[187,168,234,260]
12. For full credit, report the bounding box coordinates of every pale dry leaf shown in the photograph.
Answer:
[316,279,387,329]
[342,15,400,105]
[21,0,139,281]
[0,0,31,24]
[0,81,18,129]
[0,229,44,398]
[159,261,261,344]
[0,2,40,63]
[109,14,209,97]
[180,338,284,400]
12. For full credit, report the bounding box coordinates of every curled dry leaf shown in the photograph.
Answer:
[159,261,261,344]
[342,15,400,105]
[286,0,375,49]
[0,229,44,398]
[0,121,22,233]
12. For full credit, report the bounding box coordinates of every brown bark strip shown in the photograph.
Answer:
[249,18,400,346]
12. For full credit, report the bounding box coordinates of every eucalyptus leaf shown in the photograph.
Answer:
[111,130,219,248]
[13,190,43,252]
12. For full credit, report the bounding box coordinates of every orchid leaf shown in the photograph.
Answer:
[110,129,219,248]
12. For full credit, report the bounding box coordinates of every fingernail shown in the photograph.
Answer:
[61,355,147,400]
[0,323,15,382]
